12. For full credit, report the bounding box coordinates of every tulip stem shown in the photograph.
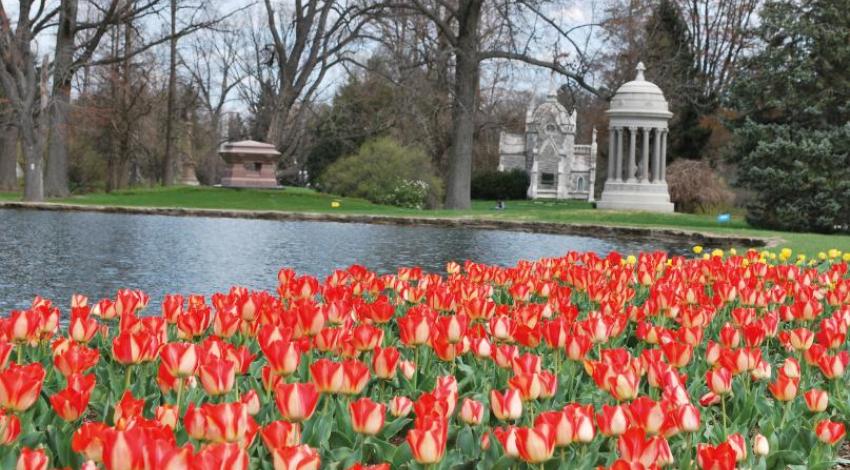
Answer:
[175,381,184,415]
[780,400,791,429]
[124,365,134,392]
[413,346,419,391]
[16,344,21,364]
[720,394,728,438]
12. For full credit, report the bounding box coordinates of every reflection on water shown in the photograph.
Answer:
[0,209,688,311]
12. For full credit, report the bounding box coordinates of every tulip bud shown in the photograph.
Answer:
[399,360,416,380]
[753,433,769,456]
[155,405,179,430]
[389,396,413,417]
[459,398,484,425]
[16,447,48,470]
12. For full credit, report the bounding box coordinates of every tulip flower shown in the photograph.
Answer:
[260,421,301,452]
[272,444,321,470]
[349,397,386,435]
[490,388,522,421]
[198,356,236,397]
[389,396,413,417]
[5,310,43,346]
[159,342,199,378]
[459,398,484,425]
[508,373,543,401]
[696,442,736,470]
[617,428,660,467]
[608,370,640,401]
[340,359,370,395]
[515,424,556,463]
[371,346,400,380]
[768,372,799,401]
[0,363,45,412]
[49,373,95,421]
[621,402,659,438]
[155,404,179,430]
[184,403,207,440]
[815,419,846,445]
[817,351,850,379]
[0,410,21,445]
[53,342,99,377]
[705,368,732,395]
[674,404,700,433]
[804,389,829,412]
[261,340,301,377]
[726,433,747,461]
[563,404,596,443]
[71,422,109,462]
[16,447,48,470]
[274,382,319,422]
[240,389,260,416]
[194,442,249,470]
[597,404,630,437]
[202,402,258,447]
[69,307,99,343]
[113,390,145,428]
[406,418,448,465]
[305,358,340,394]
[753,433,769,457]
[112,331,158,365]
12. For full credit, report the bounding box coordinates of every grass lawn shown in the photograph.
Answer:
[2,186,849,257]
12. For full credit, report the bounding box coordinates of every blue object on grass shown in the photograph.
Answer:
[717,213,731,223]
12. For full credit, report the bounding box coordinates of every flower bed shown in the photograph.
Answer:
[0,248,849,469]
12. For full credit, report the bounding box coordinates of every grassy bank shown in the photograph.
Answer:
[2,186,848,257]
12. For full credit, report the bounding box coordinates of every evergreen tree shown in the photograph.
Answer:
[730,0,850,233]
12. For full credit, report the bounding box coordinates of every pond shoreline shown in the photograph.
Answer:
[0,201,775,249]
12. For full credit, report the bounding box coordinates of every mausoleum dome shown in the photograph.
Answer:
[607,63,673,124]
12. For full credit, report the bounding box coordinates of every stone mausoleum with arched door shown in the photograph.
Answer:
[497,85,598,202]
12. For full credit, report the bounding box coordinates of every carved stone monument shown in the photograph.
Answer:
[497,82,597,201]
[597,62,674,212]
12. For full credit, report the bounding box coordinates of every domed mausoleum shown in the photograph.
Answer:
[597,62,674,212]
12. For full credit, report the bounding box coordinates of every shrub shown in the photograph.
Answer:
[470,169,529,200]
[319,137,443,209]
[666,159,735,214]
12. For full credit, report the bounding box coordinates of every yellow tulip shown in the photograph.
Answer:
[331,201,341,208]
[692,245,703,255]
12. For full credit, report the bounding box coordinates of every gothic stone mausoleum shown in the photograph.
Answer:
[497,88,597,201]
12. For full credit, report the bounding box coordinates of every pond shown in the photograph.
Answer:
[0,208,690,311]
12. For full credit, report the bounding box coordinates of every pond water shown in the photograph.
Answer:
[0,208,690,311]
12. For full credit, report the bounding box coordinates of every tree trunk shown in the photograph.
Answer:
[444,0,482,210]
[44,0,78,197]
[163,0,178,185]
[0,124,19,191]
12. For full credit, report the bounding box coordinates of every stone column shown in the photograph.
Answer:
[627,126,637,182]
[608,127,616,180]
[640,127,650,183]
[615,127,623,182]
[660,130,668,182]
[652,128,662,182]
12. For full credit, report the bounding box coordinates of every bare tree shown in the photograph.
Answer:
[0,2,55,201]
[385,0,602,209]
[162,0,178,185]
[680,0,758,104]
[260,0,379,167]
[0,99,18,191]
[182,25,244,183]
